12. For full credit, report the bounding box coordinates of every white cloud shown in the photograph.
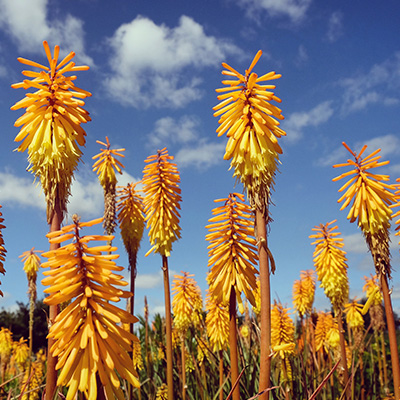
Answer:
[236,0,312,23]
[0,167,139,219]
[283,101,334,143]
[148,115,200,148]
[136,271,163,290]
[105,15,242,109]
[340,52,400,114]
[327,11,344,43]
[175,140,226,169]
[343,233,368,254]
[295,44,308,66]
[0,0,92,65]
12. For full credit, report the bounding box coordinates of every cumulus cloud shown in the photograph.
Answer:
[0,167,138,219]
[343,233,368,254]
[283,101,334,143]
[175,140,226,169]
[148,115,200,148]
[136,271,163,290]
[340,52,400,114]
[236,0,312,23]
[105,15,241,109]
[327,11,344,42]
[0,0,92,65]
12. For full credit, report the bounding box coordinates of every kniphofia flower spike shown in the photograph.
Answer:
[11,41,91,223]
[214,50,286,213]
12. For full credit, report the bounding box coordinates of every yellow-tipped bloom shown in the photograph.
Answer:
[22,359,45,400]
[41,215,139,400]
[117,182,145,266]
[315,312,338,352]
[0,205,6,297]
[213,50,286,212]
[205,290,229,352]
[172,271,203,333]
[292,270,316,317]
[363,274,383,306]
[271,301,295,359]
[206,192,258,309]
[13,337,29,371]
[344,298,364,329]
[11,41,91,223]
[92,137,125,189]
[142,148,182,257]
[333,142,397,235]
[0,327,13,359]
[20,247,42,281]
[310,220,349,312]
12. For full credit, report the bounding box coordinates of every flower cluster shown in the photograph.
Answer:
[292,270,316,317]
[214,50,286,212]
[41,216,139,399]
[310,220,349,312]
[344,299,364,329]
[142,148,182,257]
[271,301,295,359]
[206,193,258,310]
[172,272,203,333]
[11,41,91,222]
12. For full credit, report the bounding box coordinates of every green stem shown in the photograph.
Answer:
[229,286,240,400]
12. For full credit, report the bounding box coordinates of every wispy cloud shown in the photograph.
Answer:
[327,11,344,43]
[235,0,312,23]
[105,15,242,109]
[343,233,368,254]
[0,0,92,65]
[340,52,400,114]
[283,101,334,143]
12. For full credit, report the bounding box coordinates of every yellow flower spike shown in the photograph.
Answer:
[292,269,316,318]
[41,215,139,398]
[142,148,182,257]
[205,290,229,352]
[214,50,286,213]
[172,271,203,333]
[310,220,349,313]
[315,312,338,352]
[344,298,364,329]
[271,301,295,360]
[20,247,42,281]
[92,137,125,189]
[14,337,29,371]
[93,137,126,235]
[0,327,13,359]
[362,274,383,306]
[11,41,91,224]
[333,142,397,236]
[206,193,259,308]
[117,182,145,267]
[0,205,6,297]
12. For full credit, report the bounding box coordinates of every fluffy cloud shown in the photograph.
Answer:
[0,0,92,65]
[236,0,312,23]
[340,52,400,114]
[175,140,226,169]
[0,167,138,219]
[105,15,241,108]
[283,101,334,143]
[148,115,200,148]
[343,233,368,254]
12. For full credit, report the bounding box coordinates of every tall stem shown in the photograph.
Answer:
[380,273,400,399]
[162,255,174,400]
[337,310,350,399]
[128,253,137,400]
[256,209,271,400]
[219,350,224,400]
[181,336,186,400]
[45,200,62,400]
[229,286,240,400]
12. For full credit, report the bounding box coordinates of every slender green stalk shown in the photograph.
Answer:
[229,286,240,400]
[337,310,350,399]
[162,255,174,400]
[256,209,271,400]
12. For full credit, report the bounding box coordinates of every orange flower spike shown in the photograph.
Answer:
[92,137,125,188]
[214,50,286,212]
[142,148,182,257]
[310,220,349,312]
[333,142,397,235]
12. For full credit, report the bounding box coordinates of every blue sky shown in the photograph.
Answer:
[1,0,400,319]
